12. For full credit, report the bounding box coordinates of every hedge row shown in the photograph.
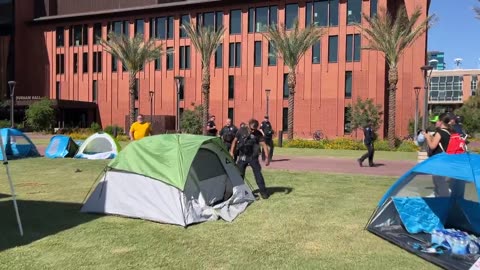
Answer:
[275,138,419,152]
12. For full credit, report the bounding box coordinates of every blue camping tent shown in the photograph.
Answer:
[0,128,40,161]
[45,135,79,158]
[367,153,480,269]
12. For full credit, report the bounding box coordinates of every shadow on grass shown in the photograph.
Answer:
[0,200,98,252]
[252,186,293,196]
[0,193,10,199]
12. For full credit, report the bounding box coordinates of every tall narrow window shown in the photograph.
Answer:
[270,6,278,26]
[248,8,255,33]
[230,10,241,34]
[370,0,378,17]
[312,41,320,64]
[285,4,299,30]
[73,53,78,73]
[215,43,223,68]
[268,42,277,66]
[92,80,98,102]
[82,25,88,45]
[256,7,268,32]
[306,1,329,27]
[166,47,174,70]
[353,34,361,61]
[282,108,288,131]
[56,27,64,47]
[199,12,215,28]
[344,107,352,133]
[112,56,117,72]
[228,75,234,99]
[149,18,156,39]
[94,23,102,44]
[56,54,65,74]
[346,34,361,62]
[283,73,289,98]
[135,19,144,36]
[345,71,352,98]
[72,25,82,46]
[179,46,191,69]
[229,42,241,67]
[155,57,161,71]
[328,35,338,63]
[93,52,102,73]
[156,17,166,39]
[83,52,88,73]
[178,77,185,100]
[346,34,353,62]
[228,108,234,123]
[167,16,174,39]
[216,12,223,31]
[180,15,190,38]
[113,21,122,34]
[329,0,339,26]
[306,2,312,26]
[347,0,362,24]
[123,21,130,36]
[248,6,278,33]
[134,79,139,100]
[254,41,262,67]
[56,82,61,99]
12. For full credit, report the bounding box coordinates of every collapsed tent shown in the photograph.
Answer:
[45,135,79,158]
[81,134,255,226]
[74,132,120,160]
[367,153,480,270]
[0,128,40,161]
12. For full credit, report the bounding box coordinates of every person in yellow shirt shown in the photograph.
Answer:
[129,115,153,141]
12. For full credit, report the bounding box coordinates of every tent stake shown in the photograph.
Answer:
[0,133,23,236]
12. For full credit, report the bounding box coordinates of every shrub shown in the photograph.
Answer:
[90,122,102,133]
[68,132,90,140]
[181,104,203,135]
[279,137,417,152]
[104,125,124,136]
[0,120,10,128]
[323,138,365,150]
[397,141,420,152]
[348,97,383,135]
[25,99,55,132]
[283,139,325,149]
[374,140,391,151]
[116,134,129,141]
[456,96,480,135]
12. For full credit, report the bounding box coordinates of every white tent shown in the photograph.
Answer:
[75,132,120,160]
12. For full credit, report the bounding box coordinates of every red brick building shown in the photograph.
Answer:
[1,0,430,138]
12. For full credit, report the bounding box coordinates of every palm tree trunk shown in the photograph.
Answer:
[129,72,136,127]
[387,67,398,149]
[287,71,296,140]
[202,65,210,136]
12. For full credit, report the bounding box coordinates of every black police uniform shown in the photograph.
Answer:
[358,126,375,167]
[207,120,217,136]
[260,120,274,161]
[236,129,268,195]
[220,125,238,159]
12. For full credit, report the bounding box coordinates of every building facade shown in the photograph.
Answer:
[428,51,445,70]
[3,0,429,138]
[429,69,479,114]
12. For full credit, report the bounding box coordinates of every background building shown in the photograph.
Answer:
[3,0,429,138]
[427,51,445,70]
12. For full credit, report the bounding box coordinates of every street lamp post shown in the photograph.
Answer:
[174,76,183,132]
[265,89,271,118]
[413,86,421,141]
[8,81,16,128]
[149,90,154,124]
[421,65,434,132]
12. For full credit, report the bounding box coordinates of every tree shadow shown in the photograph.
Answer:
[252,186,293,196]
[0,193,10,199]
[0,200,98,252]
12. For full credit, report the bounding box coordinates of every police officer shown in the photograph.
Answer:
[357,121,375,167]
[206,115,217,136]
[260,115,274,161]
[230,119,270,199]
[219,118,238,158]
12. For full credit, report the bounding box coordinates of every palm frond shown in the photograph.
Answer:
[475,1,480,19]
[100,32,164,75]
[182,23,225,69]
[264,20,324,71]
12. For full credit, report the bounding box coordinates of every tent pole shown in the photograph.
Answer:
[0,134,24,236]
[364,206,379,231]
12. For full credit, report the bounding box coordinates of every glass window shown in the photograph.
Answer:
[256,7,269,32]
[229,42,241,67]
[180,15,190,38]
[270,6,278,26]
[345,71,352,98]
[82,25,88,45]
[56,54,65,74]
[123,21,129,36]
[346,34,353,62]
[93,52,102,73]
[230,9,241,34]
[344,107,352,133]
[312,41,321,63]
[112,55,117,72]
[370,0,378,17]
[156,17,166,39]
[73,53,78,73]
[228,75,234,99]
[155,57,161,71]
[347,0,362,24]
[113,21,122,34]
[167,16,174,39]
[328,35,338,63]
[353,34,361,61]
[216,11,223,30]
[167,47,174,70]
[307,1,329,27]
[282,108,288,131]
[228,108,234,123]
[134,79,139,100]
[203,12,215,28]
[268,42,277,66]
[83,52,88,73]
[248,8,255,33]
[56,82,61,99]
[306,2,312,26]
[135,19,144,36]
[235,43,241,67]
[329,0,339,26]
[178,77,185,100]
[285,4,299,30]
[92,80,98,102]
[254,41,262,67]
[283,73,289,98]
[94,23,102,44]
[72,25,82,46]
[179,46,191,69]
[215,43,223,68]
[249,6,278,33]
[56,27,64,47]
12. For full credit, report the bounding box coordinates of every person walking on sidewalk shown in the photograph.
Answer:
[358,121,375,167]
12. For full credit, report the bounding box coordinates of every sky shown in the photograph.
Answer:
[428,0,480,69]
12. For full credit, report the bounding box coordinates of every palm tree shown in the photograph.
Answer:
[265,21,324,140]
[182,23,225,135]
[356,6,434,149]
[101,32,165,127]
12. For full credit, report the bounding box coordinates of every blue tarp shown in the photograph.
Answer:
[0,128,40,161]
[45,135,79,158]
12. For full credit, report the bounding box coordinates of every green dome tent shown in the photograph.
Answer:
[81,134,255,226]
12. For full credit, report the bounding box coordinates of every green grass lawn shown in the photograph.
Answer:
[0,158,434,269]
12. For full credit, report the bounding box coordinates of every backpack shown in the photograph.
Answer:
[439,129,466,154]
[262,122,273,138]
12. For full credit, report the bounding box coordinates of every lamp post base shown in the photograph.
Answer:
[417,151,428,163]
